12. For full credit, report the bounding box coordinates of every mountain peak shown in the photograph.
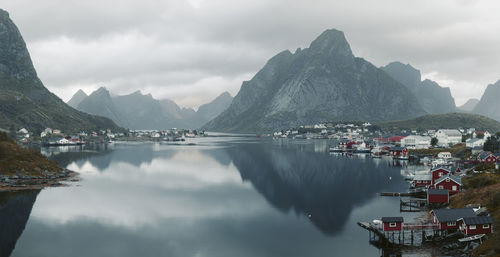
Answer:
[67,89,88,108]
[0,9,9,18]
[309,29,352,56]
[382,62,422,89]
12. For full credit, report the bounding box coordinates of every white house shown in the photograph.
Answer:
[435,129,462,147]
[437,152,452,159]
[401,135,431,149]
[474,131,491,139]
[466,138,485,148]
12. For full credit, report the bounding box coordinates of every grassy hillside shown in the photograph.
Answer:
[0,132,61,175]
[378,113,500,132]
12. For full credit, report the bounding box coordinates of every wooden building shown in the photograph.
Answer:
[381,217,403,231]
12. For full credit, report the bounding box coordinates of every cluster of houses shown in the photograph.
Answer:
[381,208,493,236]
[411,167,463,199]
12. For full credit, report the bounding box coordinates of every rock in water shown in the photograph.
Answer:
[203,29,425,132]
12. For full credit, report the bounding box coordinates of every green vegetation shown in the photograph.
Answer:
[378,113,500,132]
[484,133,500,152]
[409,143,465,156]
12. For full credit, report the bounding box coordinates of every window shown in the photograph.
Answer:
[439,185,444,189]
[447,222,456,226]
[389,223,397,227]
[483,224,490,229]
[469,225,476,230]
[439,172,443,177]
[452,186,457,191]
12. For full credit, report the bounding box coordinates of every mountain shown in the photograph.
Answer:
[73,88,231,129]
[196,92,233,122]
[472,80,500,122]
[378,113,500,132]
[67,89,87,108]
[458,98,479,112]
[381,62,456,114]
[203,29,425,133]
[0,9,122,134]
[77,87,125,126]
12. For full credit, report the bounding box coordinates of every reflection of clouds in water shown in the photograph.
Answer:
[30,149,258,228]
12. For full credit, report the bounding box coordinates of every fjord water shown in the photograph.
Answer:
[5,137,417,256]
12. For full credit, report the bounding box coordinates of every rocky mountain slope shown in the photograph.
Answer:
[72,88,232,129]
[473,80,500,122]
[67,89,88,108]
[0,9,122,134]
[381,62,456,114]
[203,29,426,132]
[458,98,479,112]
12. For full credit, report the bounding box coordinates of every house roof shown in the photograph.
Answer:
[432,208,476,222]
[381,217,403,223]
[431,167,451,173]
[428,189,449,196]
[437,129,462,137]
[413,174,431,181]
[435,174,462,185]
[478,151,494,159]
[460,216,493,225]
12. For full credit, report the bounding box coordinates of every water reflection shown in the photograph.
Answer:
[7,138,414,257]
[0,190,39,257]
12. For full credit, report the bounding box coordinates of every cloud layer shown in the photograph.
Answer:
[4,0,500,107]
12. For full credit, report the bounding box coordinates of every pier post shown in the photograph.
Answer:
[411,230,414,245]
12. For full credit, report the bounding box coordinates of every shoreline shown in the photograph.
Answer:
[0,169,79,192]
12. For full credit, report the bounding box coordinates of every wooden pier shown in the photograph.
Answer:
[357,221,439,247]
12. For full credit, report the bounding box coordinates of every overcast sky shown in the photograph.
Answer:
[3,0,500,107]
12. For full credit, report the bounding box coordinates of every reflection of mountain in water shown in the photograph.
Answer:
[226,143,407,235]
[46,143,178,171]
[0,190,39,257]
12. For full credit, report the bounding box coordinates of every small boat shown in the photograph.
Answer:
[329,147,343,152]
[458,234,485,242]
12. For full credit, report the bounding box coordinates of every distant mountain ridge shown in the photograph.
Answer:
[0,9,122,133]
[473,80,500,122]
[381,62,457,114]
[203,29,426,132]
[458,98,479,112]
[71,88,233,130]
[379,113,500,132]
[67,89,88,108]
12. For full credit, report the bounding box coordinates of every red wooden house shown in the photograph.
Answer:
[431,208,476,232]
[411,174,432,188]
[381,217,403,231]
[431,167,451,184]
[458,216,493,235]
[427,189,449,205]
[434,174,462,194]
[389,147,408,159]
[477,151,498,163]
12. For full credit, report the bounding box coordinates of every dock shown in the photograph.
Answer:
[357,221,439,247]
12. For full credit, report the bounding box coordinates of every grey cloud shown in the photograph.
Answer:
[3,0,500,106]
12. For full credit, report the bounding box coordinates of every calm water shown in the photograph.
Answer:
[2,137,431,257]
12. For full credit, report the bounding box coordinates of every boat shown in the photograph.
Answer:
[458,234,485,242]
[329,147,343,152]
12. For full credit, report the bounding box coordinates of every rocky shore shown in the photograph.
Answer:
[0,169,78,191]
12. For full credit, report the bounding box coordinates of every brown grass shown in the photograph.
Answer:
[450,173,500,256]
[0,132,61,176]
[409,143,466,156]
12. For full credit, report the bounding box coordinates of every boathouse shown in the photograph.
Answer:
[458,216,493,235]
[431,167,451,184]
[411,174,432,188]
[381,217,403,231]
[427,189,449,205]
[434,174,462,194]
[431,208,476,231]
[389,147,408,159]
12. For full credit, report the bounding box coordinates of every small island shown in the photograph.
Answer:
[0,132,77,191]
